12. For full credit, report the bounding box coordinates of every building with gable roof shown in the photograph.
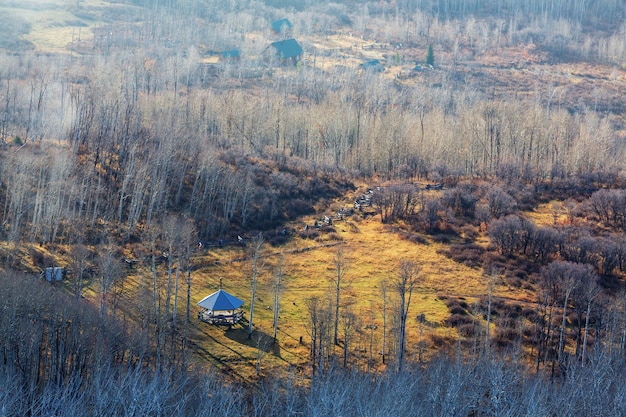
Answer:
[268,38,303,66]
[271,18,293,36]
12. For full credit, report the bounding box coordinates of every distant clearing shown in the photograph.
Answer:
[2,0,116,52]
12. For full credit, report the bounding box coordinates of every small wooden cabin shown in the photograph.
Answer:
[268,38,303,66]
[271,18,293,36]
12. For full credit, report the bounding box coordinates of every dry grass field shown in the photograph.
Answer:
[167,190,541,379]
[0,0,114,52]
[0,187,603,381]
[1,195,525,381]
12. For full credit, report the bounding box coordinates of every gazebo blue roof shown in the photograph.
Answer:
[197,289,244,311]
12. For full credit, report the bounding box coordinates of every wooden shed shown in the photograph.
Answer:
[268,38,303,66]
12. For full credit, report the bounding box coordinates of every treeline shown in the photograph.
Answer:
[0,55,622,246]
[3,267,626,416]
[342,172,626,379]
[1,117,350,245]
[0,0,624,248]
[410,173,626,279]
[6,354,626,416]
[392,0,625,25]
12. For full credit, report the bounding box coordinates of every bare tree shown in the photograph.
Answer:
[255,333,271,377]
[540,261,593,371]
[70,243,90,299]
[331,243,348,346]
[485,269,498,353]
[177,217,196,325]
[248,233,264,339]
[147,224,161,322]
[417,313,426,364]
[380,279,388,364]
[579,274,601,366]
[272,254,283,341]
[394,259,420,373]
[145,223,164,369]
[340,306,359,369]
[306,295,332,379]
[307,297,321,378]
[365,304,377,372]
[163,215,180,318]
[97,245,123,319]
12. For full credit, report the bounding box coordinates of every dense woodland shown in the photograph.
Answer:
[3,0,626,414]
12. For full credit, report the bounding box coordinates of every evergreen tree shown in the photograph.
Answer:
[426,44,434,67]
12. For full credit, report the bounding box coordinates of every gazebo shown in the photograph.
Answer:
[197,289,244,325]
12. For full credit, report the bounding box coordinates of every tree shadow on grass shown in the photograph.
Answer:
[223,327,282,357]
[186,329,249,384]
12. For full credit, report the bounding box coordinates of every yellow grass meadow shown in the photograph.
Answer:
[4,196,546,381]
[1,0,99,52]
[183,210,512,379]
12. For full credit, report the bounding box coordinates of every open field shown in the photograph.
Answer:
[2,198,532,381]
[98,194,541,380]
[0,0,113,52]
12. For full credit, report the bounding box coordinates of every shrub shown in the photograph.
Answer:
[299,229,319,240]
[432,234,452,244]
[458,323,478,338]
[460,224,479,242]
[29,247,44,265]
[449,305,468,316]
[499,303,523,319]
[438,243,485,269]
[486,186,517,218]
[488,215,535,257]
[506,276,523,288]
[442,183,480,219]
[444,298,459,308]
[446,313,474,327]
[491,329,517,348]
[285,199,314,217]
[430,334,454,348]
[267,233,289,247]
[522,307,539,322]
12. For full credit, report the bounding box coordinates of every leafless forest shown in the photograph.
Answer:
[2,0,626,414]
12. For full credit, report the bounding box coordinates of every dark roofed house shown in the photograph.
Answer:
[269,38,303,66]
[197,289,244,325]
[220,49,240,62]
[359,59,385,73]
[271,18,293,35]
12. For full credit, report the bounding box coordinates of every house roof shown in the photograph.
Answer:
[221,49,240,59]
[359,59,384,72]
[270,38,303,59]
[271,18,293,33]
[197,289,244,311]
